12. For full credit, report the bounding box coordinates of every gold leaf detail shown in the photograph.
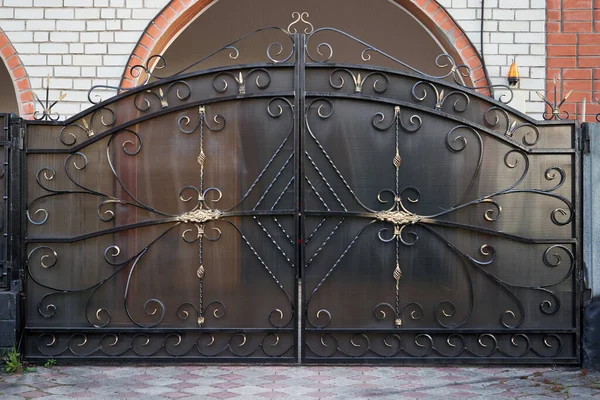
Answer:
[395,318,402,327]
[197,151,206,166]
[393,264,403,282]
[393,152,402,168]
[197,316,205,326]
[197,265,205,279]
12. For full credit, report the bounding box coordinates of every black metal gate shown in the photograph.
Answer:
[16,17,581,363]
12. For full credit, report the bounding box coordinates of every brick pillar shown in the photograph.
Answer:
[546,0,600,121]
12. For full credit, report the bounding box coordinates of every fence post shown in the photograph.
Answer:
[0,113,26,351]
[583,121,600,368]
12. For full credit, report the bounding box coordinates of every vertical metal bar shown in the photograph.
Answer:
[0,114,8,290]
[7,114,25,348]
[293,32,306,364]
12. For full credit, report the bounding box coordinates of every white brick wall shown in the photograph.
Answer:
[0,0,546,118]
[438,0,546,116]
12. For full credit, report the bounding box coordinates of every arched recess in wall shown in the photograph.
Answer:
[120,0,490,92]
[0,27,33,118]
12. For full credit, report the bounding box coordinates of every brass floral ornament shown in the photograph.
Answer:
[176,208,222,224]
[33,75,67,121]
[375,210,421,226]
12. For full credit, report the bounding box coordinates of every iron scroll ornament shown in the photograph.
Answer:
[85,11,514,108]
[303,98,574,333]
[27,100,296,331]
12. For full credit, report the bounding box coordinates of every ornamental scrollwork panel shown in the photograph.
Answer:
[26,98,297,332]
[302,97,576,334]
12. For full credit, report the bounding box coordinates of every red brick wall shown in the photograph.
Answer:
[547,0,600,121]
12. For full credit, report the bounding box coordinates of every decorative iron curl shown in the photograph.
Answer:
[88,308,112,329]
[372,107,422,133]
[412,81,470,113]
[108,128,143,156]
[503,148,529,179]
[37,292,58,319]
[378,224,419,246]
[484,107,540,145]
[373,302,423,324]
[467,244,497,266]
[309,333,338,358]
[178,108,226,134]
[268,308,293,328]
[531,334,562,357]
[473,84,514,104]
[308,308,332,329]
[287,11,314,34]
[445,125,472,152]
[59,107,116,146]
[434,301,461,328]
[551,207,573,226]
[134,81,191,112]
[177,300,227,323]
[538,289,561,315]
[267,97,294,119]
[329,69,390,94]
[97,199,125,223]
[27,246,59,269]
[502,334,531,357]
[131,54,166,85]
[306,98,334,119]
[213,69,271,95]
[471,334,499,357]
[543,167,566,193]
[414,334,435,356]
[500,309,524,329]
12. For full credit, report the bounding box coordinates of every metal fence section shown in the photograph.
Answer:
[10,17,582,363]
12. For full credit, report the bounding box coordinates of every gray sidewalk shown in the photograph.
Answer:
[1,364,600,399]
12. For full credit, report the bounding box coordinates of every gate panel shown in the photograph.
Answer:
[301,62,580,363]
[23,63,299,361]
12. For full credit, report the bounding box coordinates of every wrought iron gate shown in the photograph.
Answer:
[17,16,581,363]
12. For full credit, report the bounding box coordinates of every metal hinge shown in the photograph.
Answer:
[11,127,24,150]
[8,117,24,150]
[582,124,591,154]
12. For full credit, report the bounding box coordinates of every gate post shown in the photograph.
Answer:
[0,113,25,352]
[583,122,600,369]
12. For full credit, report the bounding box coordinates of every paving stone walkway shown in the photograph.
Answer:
[1,365,599,399]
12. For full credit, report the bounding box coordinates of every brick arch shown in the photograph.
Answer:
[0,27,34,118]
[121,0,489,90]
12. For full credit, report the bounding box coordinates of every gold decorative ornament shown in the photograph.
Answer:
[177,208,222,224]
[375,210,420,226]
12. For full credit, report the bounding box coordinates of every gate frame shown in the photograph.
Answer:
[1,26,586,364]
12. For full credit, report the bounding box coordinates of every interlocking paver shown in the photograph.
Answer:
[1,365,600,399]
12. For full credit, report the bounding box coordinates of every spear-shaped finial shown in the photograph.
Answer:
[33,75,67,121]
[536,74,572,120]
